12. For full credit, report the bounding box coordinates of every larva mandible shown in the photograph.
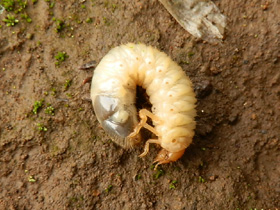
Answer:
[91,43,197,167]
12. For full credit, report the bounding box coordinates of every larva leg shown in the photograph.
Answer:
[83,76,92,85]
[139,139,160,157]
[139,109,162,124]
[128,109,162,138]
[153,149,185,170]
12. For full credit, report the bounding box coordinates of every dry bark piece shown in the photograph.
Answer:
[159,0,227,43]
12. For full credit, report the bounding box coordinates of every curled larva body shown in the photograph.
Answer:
[91,43,196,166]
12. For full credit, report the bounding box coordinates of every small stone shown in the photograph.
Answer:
[228,112,239,124]
[26,33,34,40]
[92,190,100,197]
[261,3,268,10]
[5,125,13,130]
[39,66,45,71]
[209,175,217,181]
[20,154,29,160]
[210,66,220,74]
[194,80,213,99]
[251,113,257,120]
[260,130,267,134]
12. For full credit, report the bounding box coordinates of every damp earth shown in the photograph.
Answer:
[0,0,279,209]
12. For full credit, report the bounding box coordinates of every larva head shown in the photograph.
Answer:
[154,148,185,166]
[93,95,141,148]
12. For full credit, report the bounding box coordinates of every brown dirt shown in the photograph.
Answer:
[0,0,279,209]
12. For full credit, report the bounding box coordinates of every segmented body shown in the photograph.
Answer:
[91,43,196,164]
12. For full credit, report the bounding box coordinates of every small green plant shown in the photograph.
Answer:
[169,180,178,189]
[198,176,206,183]
[188,52,195,57]
[28,175,36,182]
[15,0,27,13]
[49,1,55,8]
[0,0,15,11]
[153,168,164,179]
[45,105,55,115]
[66,93,73,98]
[55,51,68,66]
[54,18,64,32]
[51,88,56,96]
[135,174,141,181]
[2,14,19,26]
[33,99,44,114]
[105,185,112,193]
[76,19,82,24]
[21,13,32,23]
[103,17,110,26]
[55,51,68,61]
[64,79,72,91]
[85,17,92,23]
[37,123,47,132]
[111,4,117,12]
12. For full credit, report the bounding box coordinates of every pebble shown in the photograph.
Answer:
[251,113,257,120]
[194,80,213,99]
[26,33,34,40]
[209,175,217,181]
[20,154,29,160]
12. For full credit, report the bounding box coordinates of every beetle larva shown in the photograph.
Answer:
[91,43,196,167]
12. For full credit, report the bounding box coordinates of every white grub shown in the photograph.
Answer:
[91,43,196,166]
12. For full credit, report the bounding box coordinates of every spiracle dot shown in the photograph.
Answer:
[172,139,176,143]
[170,108,173,111]
[165,81,169,85]
[169,94,173,97]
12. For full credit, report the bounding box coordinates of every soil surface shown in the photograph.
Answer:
[0,0,279,209]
